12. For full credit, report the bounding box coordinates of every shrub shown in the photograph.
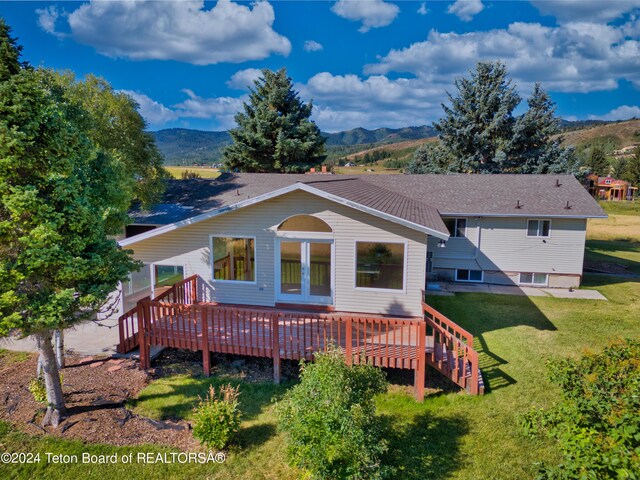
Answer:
[28,373,63,404]
[28,377,47,403]
[520,339,640,479]
[277,347,391,480]
[192,384,241,449]
[181,170,202,179]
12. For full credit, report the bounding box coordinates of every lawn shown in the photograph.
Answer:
[164,166,221,179]
[2,277,639,479]
[585,200,640,274]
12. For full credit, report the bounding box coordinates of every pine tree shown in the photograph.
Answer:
[510,83,574,173]
[435,61,521,173]
[621,147,640,187]
[406,143,453,174]
[0,18,27,81]
[586,145,610,177]
[223,68,326,173]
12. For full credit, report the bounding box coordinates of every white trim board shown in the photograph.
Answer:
[120,182,450,247]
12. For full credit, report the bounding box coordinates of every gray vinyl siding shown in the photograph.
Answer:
[128,190,427,317]
[429,217,587,276]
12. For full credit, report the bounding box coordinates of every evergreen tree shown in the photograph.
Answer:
[510,83,574,173]
[0,18,27,81]
[621,147,640,187]
[223,68,326,173]
[435,61,521,173]
[586,145,610,177]
[406,143,453,174]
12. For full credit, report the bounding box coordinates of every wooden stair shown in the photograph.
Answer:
[423,301,484,395]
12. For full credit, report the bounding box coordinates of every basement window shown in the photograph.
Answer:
[455,269,483,282]
[519,273,548,286]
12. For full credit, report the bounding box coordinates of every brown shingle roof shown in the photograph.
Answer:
[129,173,605,236]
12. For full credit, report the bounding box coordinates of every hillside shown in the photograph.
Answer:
[152,126,436,165]
[151,119,638,166]
[557,119,640,149]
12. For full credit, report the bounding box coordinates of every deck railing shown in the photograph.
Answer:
[116,275,198,354]
[422,300,481,395]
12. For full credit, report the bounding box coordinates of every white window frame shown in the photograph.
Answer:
[274,237,335,305]
[526,219,551,238]
[353,240,408,293]
[209,235,257,284]
[443,217,467,238]
[519,272,549,287]
[455,269,484,283]
[152,263,187,292]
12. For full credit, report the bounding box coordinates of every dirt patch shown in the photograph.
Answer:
[584,260,639,275]
[0,353,198,450]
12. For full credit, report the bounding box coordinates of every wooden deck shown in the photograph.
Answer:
[119,276,483,400]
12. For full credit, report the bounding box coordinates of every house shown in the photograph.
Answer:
[586,174,637,201]
[115,173,604,319]
[112,172,603,398]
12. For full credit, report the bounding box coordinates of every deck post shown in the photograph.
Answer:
[272,314,281,384]
[117,314,125,354]
[200,305,211,376]
[414,320,427,402]
[137,299,150,370]
[345,317,353,366]
[191,276,198,304]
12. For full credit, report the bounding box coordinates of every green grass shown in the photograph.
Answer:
[0,348,31,364]
[585,239,640,274]
[598,200,640,216]
[2,277,639,479]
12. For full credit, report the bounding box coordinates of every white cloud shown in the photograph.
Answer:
[118,90,178,127]
[365,21,640,93]
[173,89,246,129]
[43,0,291,65]
[590,105,640,121]
[331,0,400,33]
[226,68,263,90]
[530,0,640,23]
[35,5,66,39]
[417,2,428,16]
[447,0,484,22]
[304,40,324,52]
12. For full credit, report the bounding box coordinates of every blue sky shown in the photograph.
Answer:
[1,0,640,132]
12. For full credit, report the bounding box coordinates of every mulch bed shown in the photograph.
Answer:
[0,352,200,449]
[0,348,449,450]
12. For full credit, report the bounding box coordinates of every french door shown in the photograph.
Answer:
[276,239,333,305]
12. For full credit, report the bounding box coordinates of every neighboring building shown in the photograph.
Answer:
[587,174,637,201]
[112,173,605,319]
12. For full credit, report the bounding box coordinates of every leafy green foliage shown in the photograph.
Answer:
[620,147,640,186]
[223,68,326,173]
[180,170,202,179]
[28,377,47,404]
[407,143,453,173]
[521,339,640,479]
[0,18,27,82]
[278,347,392,480]
[192,384,241,450]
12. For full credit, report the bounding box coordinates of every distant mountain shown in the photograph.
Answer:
[152,126,437,165]
[151,120,631,166]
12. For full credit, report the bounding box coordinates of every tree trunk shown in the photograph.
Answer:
[54,329,65,369]
[34,330,66,427]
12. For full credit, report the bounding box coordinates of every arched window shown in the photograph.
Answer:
[278,215,332,232]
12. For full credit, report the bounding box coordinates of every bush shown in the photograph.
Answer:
[192,384,241,449]
[277,347,392,480]
[520,339,640,479]
[28,377,47,403]
[28,373,63,404]
[181,170,202,179]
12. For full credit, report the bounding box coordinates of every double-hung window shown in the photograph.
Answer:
[527,219,550,238]
[212,237,255,282]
